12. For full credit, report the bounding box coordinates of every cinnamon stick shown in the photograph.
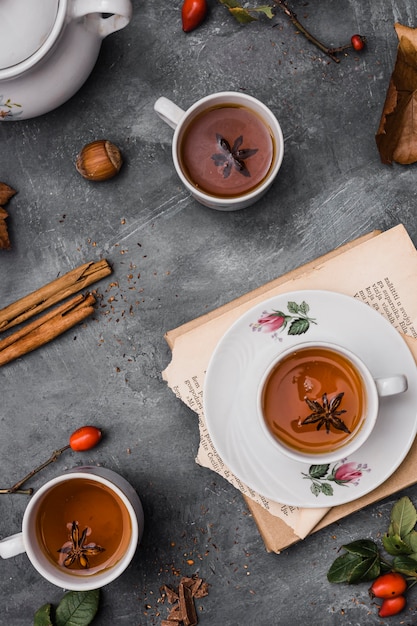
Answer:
[0,293,96,367]
[0,259,112,332]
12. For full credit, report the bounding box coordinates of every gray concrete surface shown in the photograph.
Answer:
[1,1,417,624]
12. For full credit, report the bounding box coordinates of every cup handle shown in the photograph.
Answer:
[375,375,408,397]
[154,97,186,130]
[70,0,133,36]
[0,532,25,559]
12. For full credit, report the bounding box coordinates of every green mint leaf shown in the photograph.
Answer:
[393,555,417,576]
[390,496,417,537]
[383,533,413,556]
[309,464,330,479]
[55,590,100,626]
[34,603,54,626]
[340,540,379,558]
[288,318,310,335]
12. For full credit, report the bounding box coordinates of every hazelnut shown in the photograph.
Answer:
[75,140,123,181]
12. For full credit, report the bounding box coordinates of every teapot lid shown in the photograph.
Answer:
[0,0,59,70]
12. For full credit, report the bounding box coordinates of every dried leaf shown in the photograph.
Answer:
[0,207,10,250]
[376,23,417,164]
[0,182,16,205]
[0,182,16,250]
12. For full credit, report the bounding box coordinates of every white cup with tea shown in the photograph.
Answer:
[0,466,144,590]
[154,91,284,211]
[258,341,408,464]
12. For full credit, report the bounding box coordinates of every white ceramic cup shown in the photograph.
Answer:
[154,91,284,211]
[0,466,144,590]
[257,341,408,464]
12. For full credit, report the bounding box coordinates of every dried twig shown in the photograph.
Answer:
[273,0,340,62]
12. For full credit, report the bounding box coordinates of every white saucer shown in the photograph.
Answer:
[203,290,417,507]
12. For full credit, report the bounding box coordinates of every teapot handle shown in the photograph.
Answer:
[71,0,133,37]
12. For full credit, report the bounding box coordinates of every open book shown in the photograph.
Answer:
[162,225,417,552]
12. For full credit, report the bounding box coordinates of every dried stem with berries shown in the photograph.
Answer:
[220,0,366,63]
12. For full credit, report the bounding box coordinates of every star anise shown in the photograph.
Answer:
[211,134,258,178]
[58,520,105,569]
[300,392,350,434]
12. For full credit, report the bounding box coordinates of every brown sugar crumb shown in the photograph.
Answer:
[160,576,209,626]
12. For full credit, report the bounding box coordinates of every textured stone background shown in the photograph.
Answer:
[1,1,417,624]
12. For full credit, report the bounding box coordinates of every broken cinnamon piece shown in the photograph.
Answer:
[0,207,10,250]
[0,183,16,205]
[179,582,198,626]
[161,621,179,626]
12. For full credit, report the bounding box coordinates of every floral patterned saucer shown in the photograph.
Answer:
[203,290,417,508]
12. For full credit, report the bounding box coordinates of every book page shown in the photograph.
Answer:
[162,225,417,539]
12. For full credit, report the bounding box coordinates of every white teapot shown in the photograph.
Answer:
[0,0,132,121]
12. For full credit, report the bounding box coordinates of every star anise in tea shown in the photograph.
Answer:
[58,520,105,569]
[300,392,350,434]
[211,134,258,178]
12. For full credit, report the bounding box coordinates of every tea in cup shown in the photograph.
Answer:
[0,466,144,590]
[258,341,408,463]
[154,91,284,210]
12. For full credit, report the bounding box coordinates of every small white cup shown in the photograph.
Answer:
[0,466,144,590]
[258,341,408,464]
[154,91,284,211]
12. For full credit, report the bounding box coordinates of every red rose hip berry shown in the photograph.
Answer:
[351,34,366,51]
[182,0,207,32]
[378,595,406,618]
[69,425,102,451]
[369,572,407,599]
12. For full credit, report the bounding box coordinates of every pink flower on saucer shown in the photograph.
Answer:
[249,301,317,339]
[303,459,371,497]
[255,312,285,333]
[334,462,364,484]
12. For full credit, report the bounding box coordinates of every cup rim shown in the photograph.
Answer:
[257,340,379,464]
[172,91,284,207]
[0,0,67,80]
[22,470,139,591]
